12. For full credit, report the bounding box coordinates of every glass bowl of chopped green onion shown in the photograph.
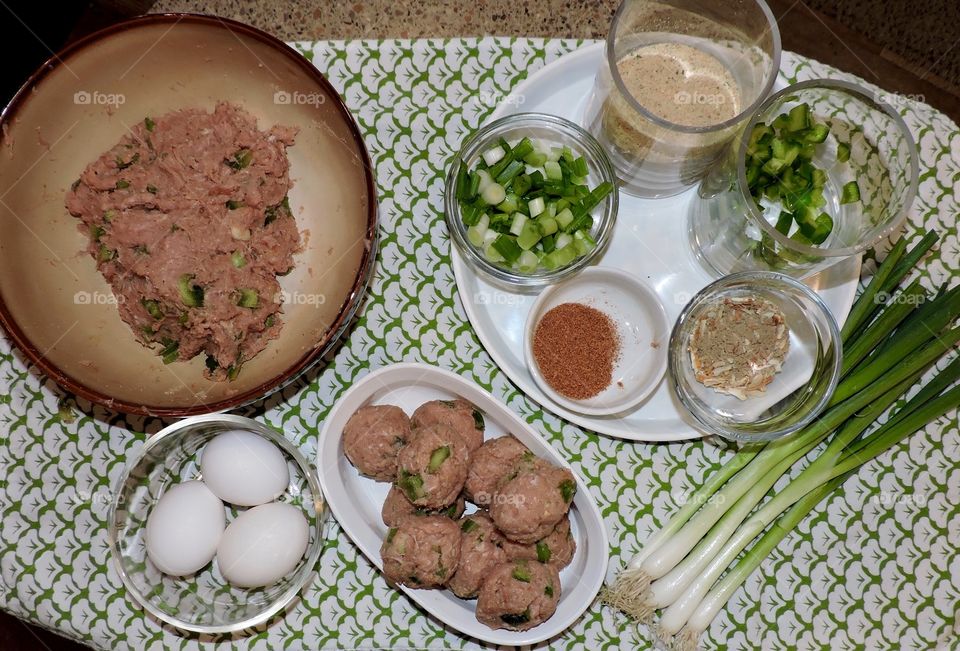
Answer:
[689,79,919,279]
[445,113,619,287]
[668,272,842,442]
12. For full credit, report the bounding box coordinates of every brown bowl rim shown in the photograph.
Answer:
[0,13,379,417]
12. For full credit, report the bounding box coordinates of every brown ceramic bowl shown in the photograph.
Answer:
[0,14,377,416]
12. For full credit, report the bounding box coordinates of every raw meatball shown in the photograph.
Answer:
[491,464,576,544]
[501,515,576,569]
[464,435,533,506]
[412,399,485,453]
[396,424,469,509]
[381,485,466,527]
[380,515,461,588]
[476,560,561,631]
[343,404,412,482]
[448,512,508,599]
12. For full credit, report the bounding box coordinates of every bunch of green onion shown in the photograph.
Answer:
[603,230,958,649]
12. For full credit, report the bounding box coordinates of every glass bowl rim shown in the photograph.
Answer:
[605,0,783,135]
[668,270,842,441]
[106,413,325,634]
[445,112,619,288]
[736,78,920,258]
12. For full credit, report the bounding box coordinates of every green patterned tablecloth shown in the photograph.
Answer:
[2,38,959,650]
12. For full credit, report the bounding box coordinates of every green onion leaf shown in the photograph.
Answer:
[774,211,793,236]
[536,541,552,563]
[804,122,830,143]
[500,610,531,626]
[141,299,163,320]
[235,288,259,309]
[472,409,484,431]
[398,470,425,501]
[115,153,139,171]
[97,245,115,262]
[226,148,253,170]
[226,362,243,381]
[177,274,204,308]
[511,562,532,583]
[427,446,450,472]
[492,234,522,263]
[160,340,179,364]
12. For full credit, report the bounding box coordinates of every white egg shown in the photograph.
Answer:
[145,481,225,576]
[200,429,289,506]
[216,502,309,588]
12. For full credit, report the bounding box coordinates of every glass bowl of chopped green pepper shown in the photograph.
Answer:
[445,113,619,287]
[688,79,919,279]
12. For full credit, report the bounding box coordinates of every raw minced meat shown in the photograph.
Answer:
[65,102,300,381]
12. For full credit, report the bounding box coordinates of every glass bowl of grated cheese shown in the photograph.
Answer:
[668,272,841,442]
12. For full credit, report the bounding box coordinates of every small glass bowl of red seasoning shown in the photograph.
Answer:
[668,271,842,442]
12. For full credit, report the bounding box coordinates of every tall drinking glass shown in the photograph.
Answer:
[584,0,781,198]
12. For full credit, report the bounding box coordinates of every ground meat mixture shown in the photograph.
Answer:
[65,102,300,381]
[356,398,584,631]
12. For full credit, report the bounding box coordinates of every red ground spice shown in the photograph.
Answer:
[532,302,620,400]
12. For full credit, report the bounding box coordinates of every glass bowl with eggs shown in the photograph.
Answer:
[108,414,325,633]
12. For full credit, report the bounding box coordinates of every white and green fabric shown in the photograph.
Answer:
[1,38,958,650]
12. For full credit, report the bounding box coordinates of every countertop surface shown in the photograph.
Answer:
[149,0,621,39]
[148,0,959,121]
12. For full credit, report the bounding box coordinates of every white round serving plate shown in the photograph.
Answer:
[317,362,609,646]
[451,42,861,442]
